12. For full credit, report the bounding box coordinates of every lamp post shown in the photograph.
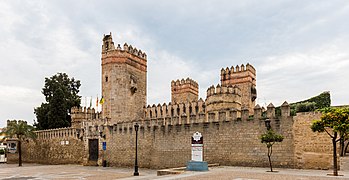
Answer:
[134,123,139,176]
[264,118,271,130]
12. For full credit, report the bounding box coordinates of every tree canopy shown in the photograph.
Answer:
[260,129,284,172]
[2,120,37,166]
[34,73,81,130]
[311,107,349,176]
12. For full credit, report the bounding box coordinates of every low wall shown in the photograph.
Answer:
[22,128,84,164]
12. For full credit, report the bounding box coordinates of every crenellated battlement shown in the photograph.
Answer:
[144,98,206,121]
[205,84,242,112]
[121,43,147,60]
[102,33,147,60]
[171,77,199,104]
[35,127,79,140]
[90,101,293,135]
[171,78,199,88]
[101,33,147,74]
[71,106,101,128]
[221,63,256,86]
[220,63,256,77]
[100,33,147,124]
[220,63,256,114]
[206,84,241,97]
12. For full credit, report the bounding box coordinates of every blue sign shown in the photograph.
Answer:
[102,142,106,150]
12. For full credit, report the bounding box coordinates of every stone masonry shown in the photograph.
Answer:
[171,78,199,104]
[18,33,334,170]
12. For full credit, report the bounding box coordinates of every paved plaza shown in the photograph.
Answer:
[1,163,349,180]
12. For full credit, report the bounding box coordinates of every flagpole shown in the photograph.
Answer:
[85,96,87,119]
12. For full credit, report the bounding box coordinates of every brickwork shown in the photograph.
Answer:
[293,112,334,169]
[171,78,199,104]
[221,64,257,113]
[85,105,295,169]
[101,33,147,124]
[21,128,84,164]
[205,84,242,112]
[19,34,336,171]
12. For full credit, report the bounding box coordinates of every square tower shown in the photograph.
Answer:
[101,33,147,123]
[220,63,257,113]
[171,78,199,104]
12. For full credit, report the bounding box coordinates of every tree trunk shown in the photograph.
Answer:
[332,133,338,176]
[18,140,22,167]
[345,141,349,156]
[268,146,273,172]
[340,138,345,157]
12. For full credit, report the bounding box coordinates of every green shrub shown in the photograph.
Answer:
[287,91,331,115]
[295,102,316,112]
[0,149,5,155]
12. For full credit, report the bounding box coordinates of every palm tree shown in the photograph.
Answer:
[2,120,36,166]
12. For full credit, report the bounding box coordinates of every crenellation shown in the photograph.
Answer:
[219,111,227,121]
[240,64,245,71]
[254,104,262,120]
[207,112,216,122]
[241,108,249,121]
[220,63,256,114]
[281,101,290,117]
[35,127,79,140]
[181,114,188,125]
[20,33,334,170]
[171,77,199,104]
[267,103,276,119]
[230,109,239,121]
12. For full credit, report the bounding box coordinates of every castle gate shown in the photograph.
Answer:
[88,139,99,161]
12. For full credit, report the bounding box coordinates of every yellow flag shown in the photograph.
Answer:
[99,96,105,104]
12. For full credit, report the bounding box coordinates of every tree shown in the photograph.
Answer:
[2,120,37,166]
[34,73,81,130]
[311,107,349,176]
[260,129,284,172]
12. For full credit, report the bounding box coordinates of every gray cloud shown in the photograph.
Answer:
[1,0,349,127]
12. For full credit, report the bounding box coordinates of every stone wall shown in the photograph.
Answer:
[21,109,335,170]
[22,128,84,164]
[100,113,295,169]
[293,112,334,169]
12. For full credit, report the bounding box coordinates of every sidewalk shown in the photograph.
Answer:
[1,163,349,180]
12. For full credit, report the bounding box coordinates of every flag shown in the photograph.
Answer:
[100,96,105,104]
[96,96,99,107]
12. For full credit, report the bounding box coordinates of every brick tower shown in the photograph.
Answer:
[171,78,199,104]
[101,33,147,123]
[220,63,257,113]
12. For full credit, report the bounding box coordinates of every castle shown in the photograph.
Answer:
[11,33,335,170]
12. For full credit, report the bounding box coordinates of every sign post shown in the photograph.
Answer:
[186,132,208,171]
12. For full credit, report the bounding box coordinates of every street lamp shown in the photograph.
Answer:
[264,118,271,130]
[134,123,139,176]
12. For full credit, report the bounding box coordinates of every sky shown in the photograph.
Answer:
[0,0,348,127]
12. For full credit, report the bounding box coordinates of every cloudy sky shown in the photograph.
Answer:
[1,0,348,127]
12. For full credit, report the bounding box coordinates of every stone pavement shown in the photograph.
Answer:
[1,163,349,180]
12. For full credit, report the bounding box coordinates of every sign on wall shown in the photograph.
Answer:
[191,132,203,161]
[102,142,106,151]
[7,140,17,153]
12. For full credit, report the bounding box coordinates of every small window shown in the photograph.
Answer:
[105,76,108,82]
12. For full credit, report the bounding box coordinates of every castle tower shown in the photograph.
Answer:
[101,33,147,123]
[171,78,199,104]
[220,63,257,113]
[205,84,242,112]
